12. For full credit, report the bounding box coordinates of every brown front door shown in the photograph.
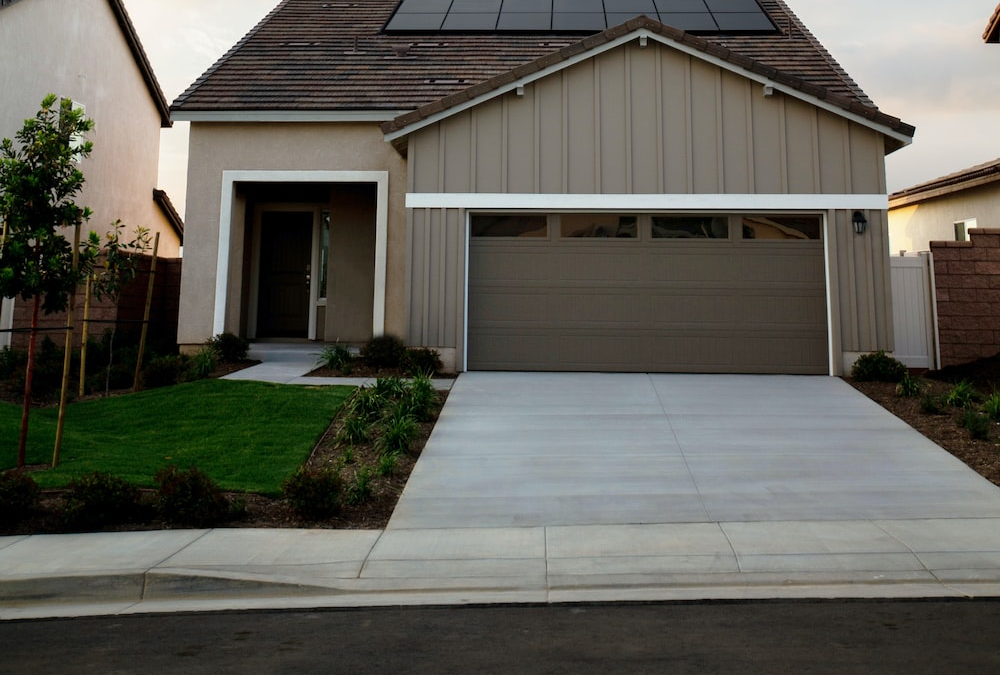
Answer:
[257,211,312,338]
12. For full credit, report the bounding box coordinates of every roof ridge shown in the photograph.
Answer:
[890,157,1000,200]
[171,0,291,109]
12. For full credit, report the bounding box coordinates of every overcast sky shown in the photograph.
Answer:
[123,0,1000,217]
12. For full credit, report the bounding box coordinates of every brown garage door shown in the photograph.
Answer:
[468,213,829,374]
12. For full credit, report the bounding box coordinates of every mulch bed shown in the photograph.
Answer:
[848,377,1000,488]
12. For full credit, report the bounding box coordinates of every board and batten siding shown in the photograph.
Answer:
[403,40,893,371]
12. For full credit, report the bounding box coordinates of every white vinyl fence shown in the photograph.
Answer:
[890,253,939,369]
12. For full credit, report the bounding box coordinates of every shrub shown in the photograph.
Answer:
[318,343,354,374]
[337,414,371,446]
[376,406,419,456]
[282,466,342,520]
[142,354,189,389]
[155,466,231,527]
[944,380,978,409]
[187,346,219,380]
[961,410,992,441]
[345,467,373,506]
[983,392,1000,422]
[0,470,40,526]
[361,334,406,370]
[398,374,438,422]
[208,332,249,363]
[404,348,443,376]
[895,373,922,398]
[851,351,907,383]
[372,376,407,401]
[64,472,147,529]
[0,346,24,381]
[920,393,944,415]
[347,387,386,422]
[376,451,400,477]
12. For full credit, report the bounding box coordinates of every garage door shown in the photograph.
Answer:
[468,213,828,374]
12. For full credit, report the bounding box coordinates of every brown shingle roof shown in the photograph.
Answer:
[889,158,1000,207]
[171,0,895,123]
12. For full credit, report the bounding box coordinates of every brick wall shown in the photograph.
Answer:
[9,256,182,353]
[930,228,1000,366]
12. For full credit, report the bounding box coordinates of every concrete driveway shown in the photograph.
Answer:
[389,372,1000,529]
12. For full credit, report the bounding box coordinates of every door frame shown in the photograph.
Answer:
[248,203,323,340]
[215,170,389,339]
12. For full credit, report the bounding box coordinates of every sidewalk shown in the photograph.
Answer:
[4,350,1000,620]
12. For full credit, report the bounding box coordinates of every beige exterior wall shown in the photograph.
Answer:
[404,40,895,373]
[0,0,178,256]
[179,122,407,347]
[888,182,1000,253]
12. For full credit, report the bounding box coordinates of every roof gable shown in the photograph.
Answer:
[381,16,914,154]
[1,0,171,126]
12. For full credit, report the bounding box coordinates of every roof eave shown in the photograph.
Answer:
[153,189,184,242]
[889,160,1000,208]
[985,4,1000,42]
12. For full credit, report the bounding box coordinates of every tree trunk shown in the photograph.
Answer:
[17,294,41,468]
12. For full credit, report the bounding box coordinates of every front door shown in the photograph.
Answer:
[256,211,313,338]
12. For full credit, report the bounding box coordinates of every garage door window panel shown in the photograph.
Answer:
[651,215,730,239]
[471,214,548,238]
[560,214,637,239]
[741,215,822,240]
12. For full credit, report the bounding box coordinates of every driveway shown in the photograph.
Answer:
[389,372,1000,529]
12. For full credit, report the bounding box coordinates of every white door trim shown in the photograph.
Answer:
[0,297,13,350]
[216,170,389,338]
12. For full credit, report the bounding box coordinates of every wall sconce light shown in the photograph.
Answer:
[852,211,868,235]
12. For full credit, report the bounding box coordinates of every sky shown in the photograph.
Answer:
[123,0,1000,217]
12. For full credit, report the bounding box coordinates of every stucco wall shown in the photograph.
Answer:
[179,122,407,347]
[0,0,178,256]
[889,181,1000,254]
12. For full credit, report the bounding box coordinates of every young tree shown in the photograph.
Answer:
[0,95,97,467]
[91,220,151,395]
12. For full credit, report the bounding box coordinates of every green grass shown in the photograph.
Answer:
[0,380,352,495]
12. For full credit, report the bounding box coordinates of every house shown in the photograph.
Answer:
[888,158,1000,254]
[986,3,1000,42]
[171,0,914,375]
[0,0,183,349]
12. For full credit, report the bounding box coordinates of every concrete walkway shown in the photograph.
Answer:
[4,357,1000,620]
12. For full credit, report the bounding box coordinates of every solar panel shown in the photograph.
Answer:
[385,0,778,34]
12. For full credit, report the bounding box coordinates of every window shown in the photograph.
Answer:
[318,210,330,299]
[651,215,729,239]
[955,218,977,242]
[742,215,821,240]
[471,214,547,237]
[560,214,637,238]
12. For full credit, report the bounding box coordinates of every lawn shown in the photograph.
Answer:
[0,380,353,495]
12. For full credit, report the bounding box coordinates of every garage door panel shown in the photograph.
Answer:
[469,235,827,373]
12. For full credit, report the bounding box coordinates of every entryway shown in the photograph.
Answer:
[256,210,313,338]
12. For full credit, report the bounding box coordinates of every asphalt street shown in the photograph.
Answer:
[2,600,1000,674]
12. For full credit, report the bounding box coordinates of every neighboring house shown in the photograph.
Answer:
[887,158,1000,254]
[986,3,1000,42]
[171,0,913,375]
[0,0,183,349]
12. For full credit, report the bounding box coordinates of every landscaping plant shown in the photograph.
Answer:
[360,334,406,370]
[404,347,443,376]
[155,465,231,527]
[983,392,1000,422]
[895,373,922,398]
[944,380,978,409]
[209,332,249,363]
[0,95,100,466]
[961,409,992,441]
[851,351,907,383]
[0,470,40,526]
[64,471,147,530]
[282,465,342,520]
[319,343,354,374]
